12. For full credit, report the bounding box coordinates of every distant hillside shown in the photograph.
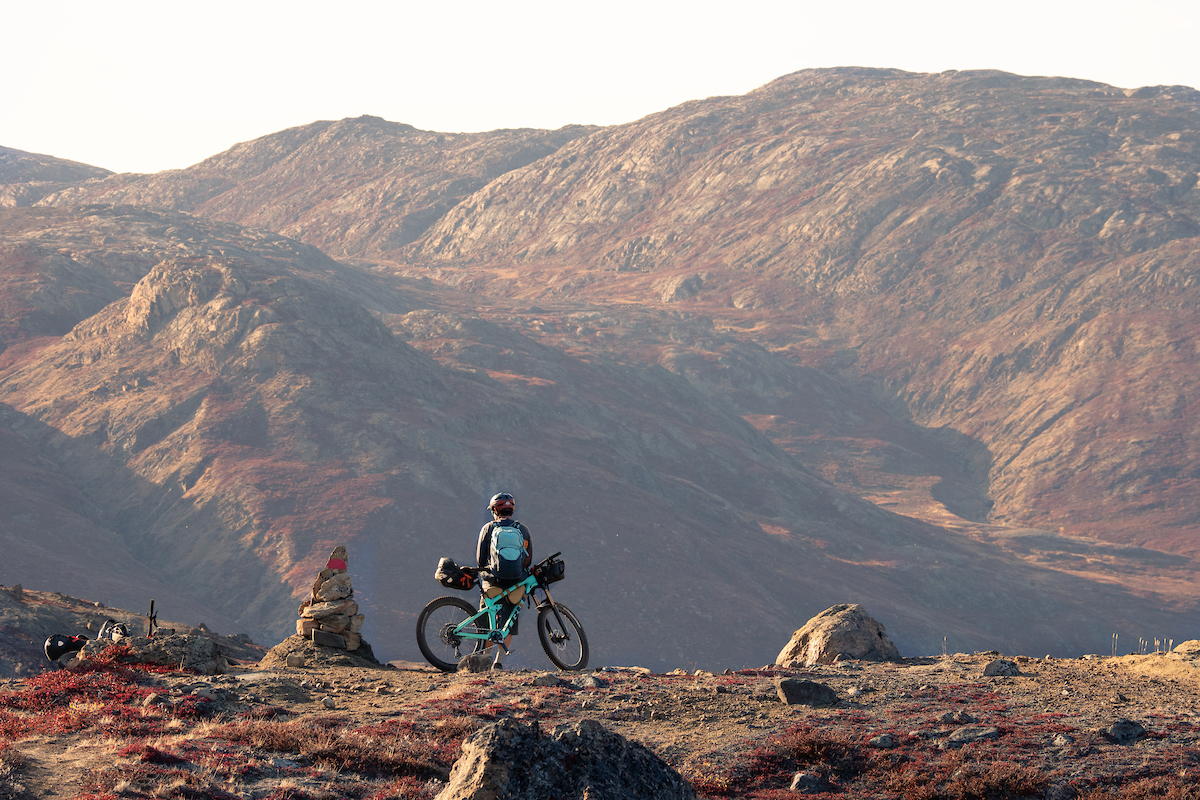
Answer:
[0,146,112,184]
[33,117,595,258]
[0,145,113,208]
[5,67,1200,666]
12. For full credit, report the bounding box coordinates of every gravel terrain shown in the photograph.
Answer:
[2,639,1197,798]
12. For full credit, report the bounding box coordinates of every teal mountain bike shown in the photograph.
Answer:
[416,552,589,672]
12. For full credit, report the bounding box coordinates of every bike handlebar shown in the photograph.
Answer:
[462,552,563,584]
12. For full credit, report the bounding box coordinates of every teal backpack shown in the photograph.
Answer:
[490,521,527,582]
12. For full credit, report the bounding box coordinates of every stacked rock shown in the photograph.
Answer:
[297,546,365,651]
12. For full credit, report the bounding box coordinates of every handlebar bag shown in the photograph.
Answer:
[536,559,565,584]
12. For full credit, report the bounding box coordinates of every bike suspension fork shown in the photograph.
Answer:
[538,588,571,633]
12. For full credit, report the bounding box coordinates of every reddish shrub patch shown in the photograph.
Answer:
[260,789,320,800]
[0,667,152,713]
[689,721,1051,799]
[419,689,489,719]
[78,760,243,800]
[239,704,296,719]
[0,658,209,748]
[1078,777,1200,800]
[85,644,190,676]
[98,705,174,739]
[169,694,215,719]
[209,717,459,780]
[363,776,438,800]
[117,742,188,764]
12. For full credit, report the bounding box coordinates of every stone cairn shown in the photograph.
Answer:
[296,546,364,651]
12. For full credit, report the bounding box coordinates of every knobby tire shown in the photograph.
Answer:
[537,603,589,670]
[416,596,483,672]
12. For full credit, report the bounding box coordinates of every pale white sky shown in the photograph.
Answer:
[4,0,1198,174]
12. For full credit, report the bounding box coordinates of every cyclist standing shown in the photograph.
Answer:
[476,492,532,669]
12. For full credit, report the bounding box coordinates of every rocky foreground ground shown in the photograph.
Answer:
[0,635,1198,799]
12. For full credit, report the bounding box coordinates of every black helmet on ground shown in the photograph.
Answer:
[44,634,87,662]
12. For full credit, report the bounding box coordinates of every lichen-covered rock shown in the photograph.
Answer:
[316,614,351,633]
[311,630,346,648]
[790,771,832,792]
[457,651,492,673]
[777,604,901,667]
[436,718,697,800]
[1171,640,1200,659]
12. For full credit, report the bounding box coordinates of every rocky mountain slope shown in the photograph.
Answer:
[7,206,1183,670]
[401,68,1200,556]
[30,70,1200,554]
[3,68,1200,669]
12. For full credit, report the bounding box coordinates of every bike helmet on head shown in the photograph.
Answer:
[488,492,515,516]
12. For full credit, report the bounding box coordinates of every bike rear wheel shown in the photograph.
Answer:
[416,596,484,672]
[537,603,589,670]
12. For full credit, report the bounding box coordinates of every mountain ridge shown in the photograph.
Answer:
[2,67,1199,668]
[31,117,597,259]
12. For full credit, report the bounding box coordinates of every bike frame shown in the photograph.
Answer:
[453,563,569,654]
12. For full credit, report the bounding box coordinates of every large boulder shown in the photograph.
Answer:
[776,604,901,667]
[436,718,697,800]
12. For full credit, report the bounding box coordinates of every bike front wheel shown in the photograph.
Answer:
[537,603,589,670]
[416,596,484,672]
